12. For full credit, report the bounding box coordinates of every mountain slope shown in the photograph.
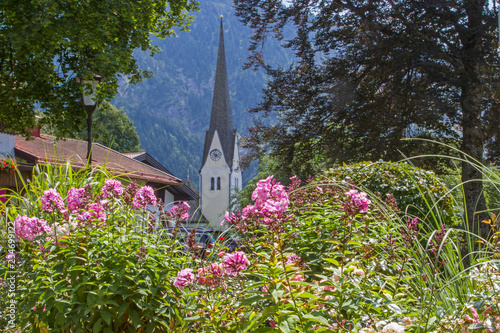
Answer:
[112,1,293,188]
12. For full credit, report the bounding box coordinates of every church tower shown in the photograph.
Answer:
[200,17,242,226]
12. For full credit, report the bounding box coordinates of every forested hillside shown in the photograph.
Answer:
[112,0,292,187]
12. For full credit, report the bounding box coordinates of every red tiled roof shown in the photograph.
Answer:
[14,135,182,186]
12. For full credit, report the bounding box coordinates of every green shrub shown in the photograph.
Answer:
[0,163,215,332]
[324,161,459,226]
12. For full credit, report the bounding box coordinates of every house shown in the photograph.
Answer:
[123,151,206,226]
[0,130,189,206]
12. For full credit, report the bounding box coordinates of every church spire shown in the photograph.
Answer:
[202,17,235,169]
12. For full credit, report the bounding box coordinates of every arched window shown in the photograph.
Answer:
[210,177,215,190]
[217,177,221,190]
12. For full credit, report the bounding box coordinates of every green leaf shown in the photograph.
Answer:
[129,308,141,328]
[322,258,339,266]
[303,313,330,326]
[241,295,267,305]
[101,309,112,325]
[93,318,102,333]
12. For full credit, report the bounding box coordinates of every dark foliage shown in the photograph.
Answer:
[233,0,500,237]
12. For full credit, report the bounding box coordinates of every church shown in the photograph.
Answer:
[199,17,242,227]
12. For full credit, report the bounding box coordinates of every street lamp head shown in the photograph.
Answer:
[76,75,105,108]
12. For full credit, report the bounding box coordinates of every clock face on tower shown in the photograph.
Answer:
[210,149,222,161]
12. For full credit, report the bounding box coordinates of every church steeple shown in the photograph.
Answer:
[199,16,242,226]
[202,17,235,169]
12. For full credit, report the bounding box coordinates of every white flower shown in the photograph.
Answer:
[382,322,405,333]
[353,268,365,277]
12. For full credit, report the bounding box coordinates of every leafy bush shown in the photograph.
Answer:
[2,162,500,332]
[324,161,459,226]
[0,164,230,332]
[171,173,499,332]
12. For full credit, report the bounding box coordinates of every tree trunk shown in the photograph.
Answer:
[460,0,490,239]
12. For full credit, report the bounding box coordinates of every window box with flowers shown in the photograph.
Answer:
[0,157,17,172]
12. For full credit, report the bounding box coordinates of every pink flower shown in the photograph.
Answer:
[344,189,371,214]
[173,268,195,290]
[77,203,106,227]
[269,320,276,327]
[223,251,250,276]
[197,263,224,286]
[41,189,65,213]
[14,215,51,241]
[132,186,157,209]
[88,203,107,226]
[470,307,481,323]
[286,253,301,265]
[102,179,123,198]
[170,201,190,220]
[67,187,86,213]
[251,176,273,206]
[292,274,304,281]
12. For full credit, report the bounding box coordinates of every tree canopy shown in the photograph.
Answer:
[0,0,199,137]
[234,0,500,237]
[58,101,141,153]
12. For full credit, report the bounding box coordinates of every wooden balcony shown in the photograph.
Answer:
[0,164,33,189]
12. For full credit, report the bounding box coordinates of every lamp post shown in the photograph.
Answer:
[76,75,105,165]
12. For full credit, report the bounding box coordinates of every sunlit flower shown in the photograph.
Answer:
[67,187,86,213]
[102,179,123,198]
[173,268,194,290]
[132,186,157,209]
[344,189,371,214]
[382,322,405,333]
[223,251,250,276]
[14,215,51,241]
[170,201,190,220]
[41,189,65,213]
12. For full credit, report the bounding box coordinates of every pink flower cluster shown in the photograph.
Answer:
[170,201,190,221]
[41,189,65,214]
[102,179,123,199]
[250,175,289,215]
[67,187,87,213]
[77,202,107,227]
[224,175,291,230]
[344,189,371,214]
[132,186,157,209]
[286,253,301,265]
[197,263,224,287]
[223,251,250,276]
[14,215,51,241]
[173,268,195,290]
[174,251,251,291]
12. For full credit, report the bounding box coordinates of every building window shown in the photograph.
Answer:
[217,177,221,190]
[235,178,239,188]
[210,177,215,190]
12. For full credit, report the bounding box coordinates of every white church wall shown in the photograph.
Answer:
[200,131,231,227]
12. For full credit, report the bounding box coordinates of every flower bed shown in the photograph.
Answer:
[1,164,499,332]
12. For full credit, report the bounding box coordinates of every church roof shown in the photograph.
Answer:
[202,18,236,169]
